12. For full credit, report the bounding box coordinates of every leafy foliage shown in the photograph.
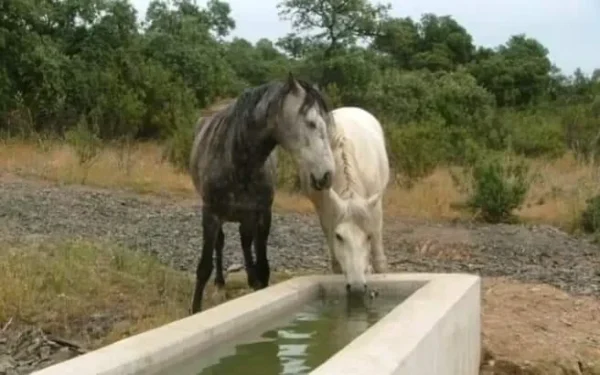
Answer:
[1,0,599,190]
[64,119,103,182]
[580,195,600,233]
[467,154,531,223]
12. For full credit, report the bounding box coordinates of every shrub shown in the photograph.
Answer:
[467,154,530,223]
[64,118,102,183]
[580,194,600,233]
[385,121,447,187]
[504,111,566,158]
[162,121,196,173]
[561,97,600,162]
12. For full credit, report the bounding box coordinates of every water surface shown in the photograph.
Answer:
[172,296,402,375]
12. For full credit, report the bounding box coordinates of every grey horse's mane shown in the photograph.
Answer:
[199,78,332,142]
[189,78,332,190]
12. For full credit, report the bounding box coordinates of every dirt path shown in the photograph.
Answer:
[1,176,599,374]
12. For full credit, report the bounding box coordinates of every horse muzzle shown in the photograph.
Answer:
[310,171,332,190]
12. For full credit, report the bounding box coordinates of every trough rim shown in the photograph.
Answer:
[30,272,480,375]
[309,273,481,374]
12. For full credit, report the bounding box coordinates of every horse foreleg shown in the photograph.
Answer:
[239,220,260,290]
[371,228,388,273]
[328,244,343,274]
[191,208,220,314]
[254,210,271,288]
[319,218,342,274]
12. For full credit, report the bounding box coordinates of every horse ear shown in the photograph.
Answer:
[286,71,301,94]
[365,192,382,210]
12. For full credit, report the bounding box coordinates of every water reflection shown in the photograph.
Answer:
[188,297,400,375]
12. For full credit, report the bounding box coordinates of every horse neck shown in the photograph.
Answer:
[232,119,276,172]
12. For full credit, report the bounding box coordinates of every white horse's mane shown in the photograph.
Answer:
[330,120,358,198]
[329,121,376,231]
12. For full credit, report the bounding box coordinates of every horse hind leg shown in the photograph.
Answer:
[214,227,225,287]
[254,210,272,288]
[211,227,227,304]
[191,208,220,314]
[239,220,260,290]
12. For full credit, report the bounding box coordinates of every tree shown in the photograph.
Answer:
[469,34,552,107]
[277,0,390,58]
[372,14,475,72]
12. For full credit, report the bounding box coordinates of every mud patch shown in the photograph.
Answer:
[481,278,600,374]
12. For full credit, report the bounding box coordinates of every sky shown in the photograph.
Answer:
[130,0,599,75]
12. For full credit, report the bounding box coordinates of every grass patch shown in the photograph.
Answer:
[1,138,600,231]
[0,239,293,349]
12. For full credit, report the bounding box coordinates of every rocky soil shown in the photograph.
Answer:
[1,176,599,374]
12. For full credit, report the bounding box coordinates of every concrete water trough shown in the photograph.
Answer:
[31,273,481,375]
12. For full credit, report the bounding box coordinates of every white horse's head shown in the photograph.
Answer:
[326,188,381,295]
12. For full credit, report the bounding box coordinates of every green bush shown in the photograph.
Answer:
[561,97,600,162]
[64,119,102,183]
[385,121,483,187]
[162,121,197,173]
[385,121,447,187]
[504,111,566,158]
[467,154,530,223]
[580,194,600,233]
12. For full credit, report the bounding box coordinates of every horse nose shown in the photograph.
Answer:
[346,283,367,296]
[321,171,332,189]
[310,171,332,190]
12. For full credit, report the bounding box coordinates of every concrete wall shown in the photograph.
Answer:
[31,273,480,375]
[311,274,481,375]
[30,276,320,375]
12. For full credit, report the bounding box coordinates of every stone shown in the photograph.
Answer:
[227,263,243,273]
[0,355,16,373]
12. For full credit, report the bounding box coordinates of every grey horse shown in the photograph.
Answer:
[189,73,336,313]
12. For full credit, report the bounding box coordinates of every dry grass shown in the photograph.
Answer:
[0,239,293,349]
[518,154,600,230]
[1,138,599,229]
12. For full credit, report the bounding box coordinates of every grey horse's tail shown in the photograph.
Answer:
[188,116,206,190]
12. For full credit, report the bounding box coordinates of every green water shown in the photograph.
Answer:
[172,296,402,375]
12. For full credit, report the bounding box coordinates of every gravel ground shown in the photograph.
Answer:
[1,176,599,374]
[1,177,598,295]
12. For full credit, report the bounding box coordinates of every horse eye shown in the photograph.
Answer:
[335,233,343,242]
[367,235,372,241]
[307,121,317,129]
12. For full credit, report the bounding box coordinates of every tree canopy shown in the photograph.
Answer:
[1,0,599,169]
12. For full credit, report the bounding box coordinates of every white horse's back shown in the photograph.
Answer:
[330,107,389,197]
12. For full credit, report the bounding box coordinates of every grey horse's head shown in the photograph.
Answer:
[270,73,335,190]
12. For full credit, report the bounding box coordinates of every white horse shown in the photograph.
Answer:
[299,106,390,295]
